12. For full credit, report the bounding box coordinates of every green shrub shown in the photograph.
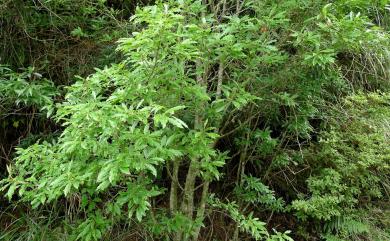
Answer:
[1,0,390,240]
[292,92,390,240]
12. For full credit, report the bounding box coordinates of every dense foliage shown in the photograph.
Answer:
[1,0,389,240]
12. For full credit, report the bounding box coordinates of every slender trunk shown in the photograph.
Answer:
[170,160,180,214]
[182,59,204,218]
[191,62,222,240]
[192,181,210,241]
[233,226,240,241]
[216,62,224,99]
[180,160,198,218]
[236,0,243,14]
[222,0,227,18]
[175,160,199,241]
[233,131,250,241]
[177,58,205,241]
[232,153,246,241]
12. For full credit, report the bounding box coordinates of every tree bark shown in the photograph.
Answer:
[192,180,210,241]
[169,160,180,214]
[180,160,198,219]
[216,62,224,99]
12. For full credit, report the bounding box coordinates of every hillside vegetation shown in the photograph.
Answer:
[0,0,389,240]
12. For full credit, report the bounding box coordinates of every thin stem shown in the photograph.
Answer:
[192,180,210,241]
[169,160,180,214]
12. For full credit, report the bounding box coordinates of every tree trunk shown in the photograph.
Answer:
[181,160,198,218]
[192,181,210,241]
[169,160,180,214]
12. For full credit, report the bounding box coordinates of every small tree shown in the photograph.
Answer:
[2,1,291,240]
